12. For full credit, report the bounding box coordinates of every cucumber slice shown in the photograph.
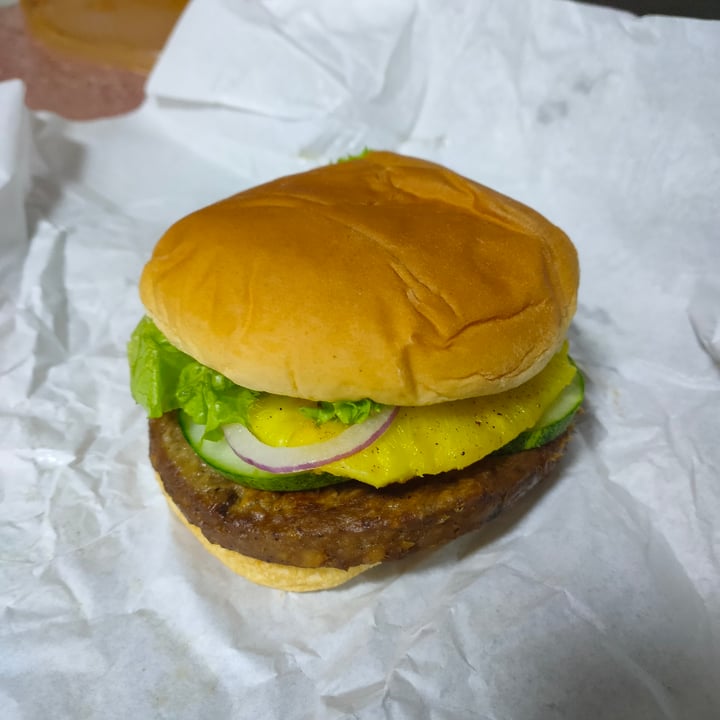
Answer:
[178,412,347,491]
[496,366,584,455]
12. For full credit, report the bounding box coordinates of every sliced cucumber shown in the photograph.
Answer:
[178,412,347,491]
[495,366,584,455]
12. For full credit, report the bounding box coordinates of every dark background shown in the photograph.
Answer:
[574,0,720,20]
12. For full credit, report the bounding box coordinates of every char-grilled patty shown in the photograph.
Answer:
[150,412,569,570]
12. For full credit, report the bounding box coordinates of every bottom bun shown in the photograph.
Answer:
[158,475,376,592]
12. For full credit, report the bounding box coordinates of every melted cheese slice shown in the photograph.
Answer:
[248,345,576,488]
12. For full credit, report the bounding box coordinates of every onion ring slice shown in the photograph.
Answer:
[223,406,398,474]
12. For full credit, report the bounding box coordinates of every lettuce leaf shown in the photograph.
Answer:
[175,364,258,441]
[335,147,372,163]
[300,398,384,425]
[128,316,190,417]
[128,317,385,439]
[128,317,258,440]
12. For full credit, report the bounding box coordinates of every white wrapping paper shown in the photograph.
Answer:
[2,1,720,717]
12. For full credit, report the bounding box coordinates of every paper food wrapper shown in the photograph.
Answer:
[2,1,719,717]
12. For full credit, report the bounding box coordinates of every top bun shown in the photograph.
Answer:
[139,152,578,406]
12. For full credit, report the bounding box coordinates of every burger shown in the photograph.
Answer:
[128,151,582,592]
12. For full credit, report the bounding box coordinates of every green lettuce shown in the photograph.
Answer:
[128,317,385,439]
[128,317,258,440]
[300,398,384,425]
[335,147,372,163]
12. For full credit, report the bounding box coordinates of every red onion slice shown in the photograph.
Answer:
[223,406,398,474]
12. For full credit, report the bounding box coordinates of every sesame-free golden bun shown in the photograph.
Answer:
[140,151,578,405]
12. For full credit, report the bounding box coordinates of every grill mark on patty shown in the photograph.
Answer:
[210,488,238,519]
[149,412,570,570]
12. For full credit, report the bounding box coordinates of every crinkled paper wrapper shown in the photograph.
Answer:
[1,1,719,718]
